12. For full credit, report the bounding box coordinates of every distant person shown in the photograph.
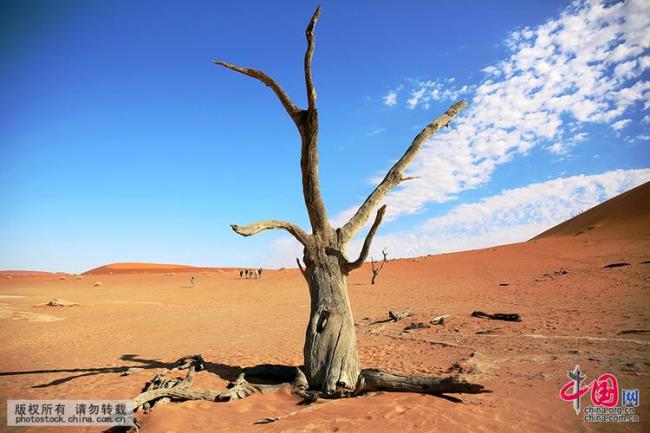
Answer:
[240,270,243,279]
[245,269,249,279]
[258,268,263,278]
[190,276,196,288]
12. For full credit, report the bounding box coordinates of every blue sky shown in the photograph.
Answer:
[1,0,649,273]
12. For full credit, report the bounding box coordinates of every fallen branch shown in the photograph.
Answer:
[471,311,521,322]
[354,369,487,396]
[618,329,650,335]
[602,262,630,268]
[388,308,411,321]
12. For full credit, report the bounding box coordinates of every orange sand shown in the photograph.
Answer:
[1,185,649,432]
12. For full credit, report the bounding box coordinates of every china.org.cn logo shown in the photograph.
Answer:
[559,365,640,423]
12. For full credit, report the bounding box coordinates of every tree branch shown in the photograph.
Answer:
[213,61,301,126]
[299,6,329,234]
[304,6,320,111]
[345,205,386,271]
[231,220,310,246]
[339,100,467,241]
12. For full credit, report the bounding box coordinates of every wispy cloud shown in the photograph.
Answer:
[374,0,649,220]
[348,168,650,260]
[546,131,588,155]
[405,79,473,110]
[382,84,403,107]
[612,118,632,130]
[366,128,386,137]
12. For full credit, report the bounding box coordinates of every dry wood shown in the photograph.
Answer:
[389,308,412,321]
[345,206,386,272]
[231,221,310,246]
[471,311,522,322]
[304,6,320,111]
[340,100,467,242]
[212,61,301,126]
[354,369,487,396]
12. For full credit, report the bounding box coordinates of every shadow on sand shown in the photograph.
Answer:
[0,354,245,388]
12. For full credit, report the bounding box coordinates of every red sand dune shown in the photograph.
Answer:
[83,262,239,275]
[533,180,650,239]
[0,185,648,433]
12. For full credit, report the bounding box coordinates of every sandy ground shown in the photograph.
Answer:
[0,227,648,433]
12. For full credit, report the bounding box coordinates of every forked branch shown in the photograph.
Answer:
[340,100,467,241]
[231,220,310,246]
[213,61,301,126]
[345,205,386,272]
[215,7,329,236]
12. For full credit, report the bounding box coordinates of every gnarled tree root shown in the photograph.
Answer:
[125,354,488,431]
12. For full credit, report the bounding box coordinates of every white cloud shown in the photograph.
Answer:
[375,0,649,220]
[405,79,473,110]
[383,91,398,107]
[612,118,632,130]
[348,168,650,260]
[546,131,589,155]
[382,85,403,107]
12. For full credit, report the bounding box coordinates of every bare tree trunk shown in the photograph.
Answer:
[218,5,467,394]
[303,234,360,394]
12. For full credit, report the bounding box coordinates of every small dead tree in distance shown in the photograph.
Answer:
[371,248,388,285]
[214,7,481,398]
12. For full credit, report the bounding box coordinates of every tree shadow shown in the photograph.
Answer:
[0,354,244,389]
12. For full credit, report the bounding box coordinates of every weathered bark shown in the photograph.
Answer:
[302,231,360,394]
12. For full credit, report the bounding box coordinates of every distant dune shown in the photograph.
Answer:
[82,262,238,275]
[4,182,648,276]
[0,270,70,278]
[532,180,650,240]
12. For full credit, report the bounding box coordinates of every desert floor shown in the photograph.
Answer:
[1,232,649,432]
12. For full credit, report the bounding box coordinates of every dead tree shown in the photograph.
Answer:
[370,248,388,285]
[216,7,469,396]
